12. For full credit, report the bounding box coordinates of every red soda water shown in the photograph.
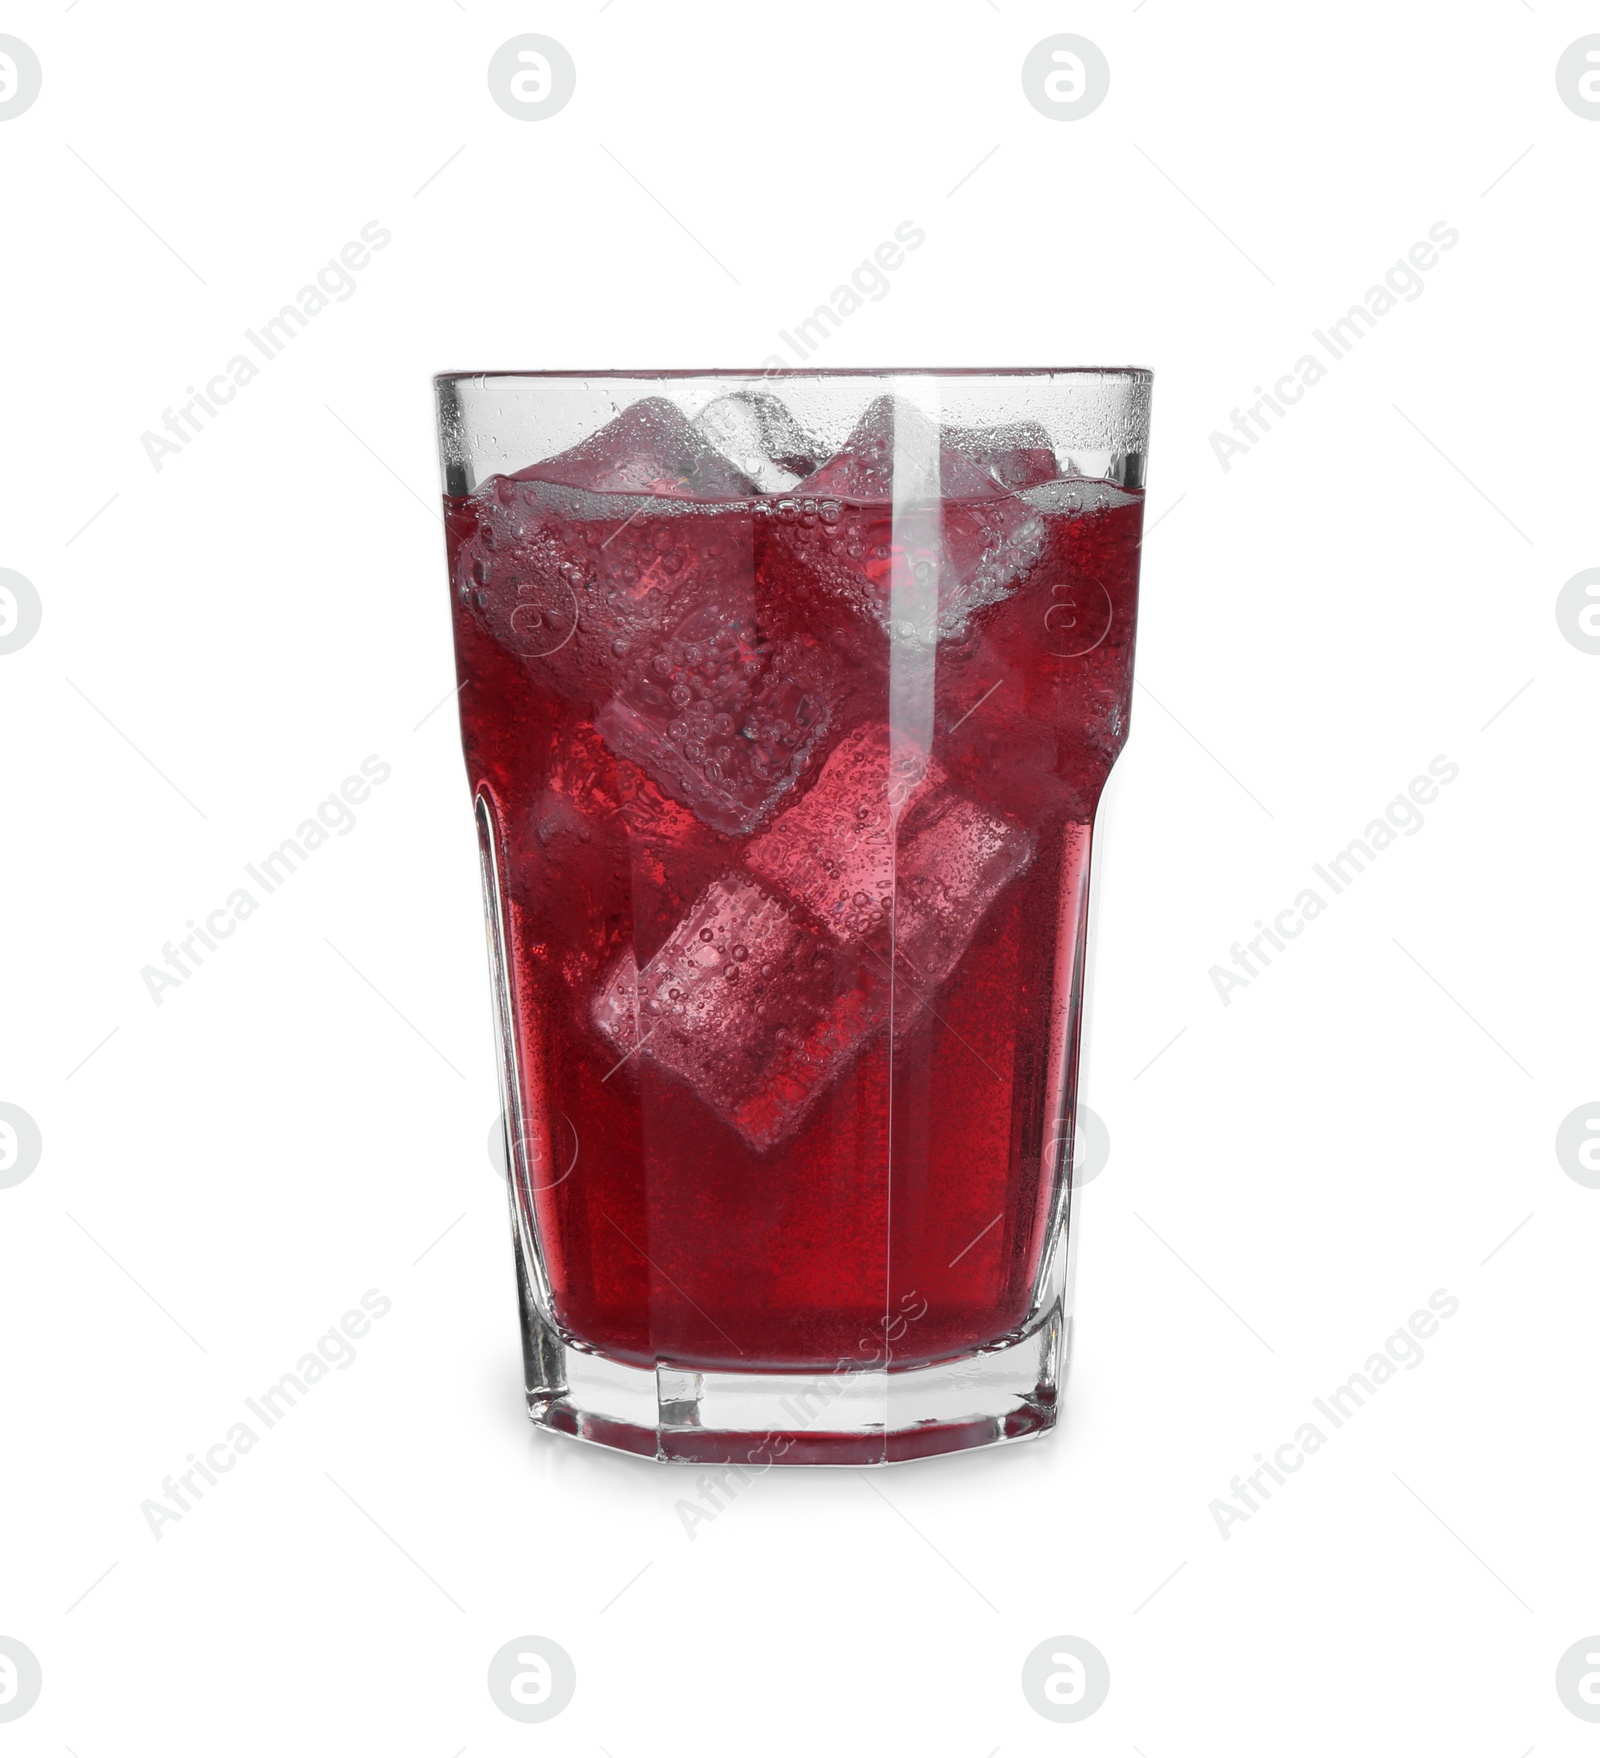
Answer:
[447,396,1141,1374]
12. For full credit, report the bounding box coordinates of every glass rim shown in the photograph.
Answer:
[434,365,1154,386]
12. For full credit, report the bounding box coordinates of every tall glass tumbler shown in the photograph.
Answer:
[435,369,1151,1464]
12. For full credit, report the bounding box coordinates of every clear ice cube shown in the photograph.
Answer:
[456,474,754,701]
[745,723,946,944]
[891,792,1035,999]
[597,594,840,837]
[592,874,889,1152]
[514,396,755,500]
[772,396,1047,642]
[693,392,821,494]
[944,418,1061,490]
[746,717,1035,997]
[592,722,1035,1148]
[798,395,1002,502]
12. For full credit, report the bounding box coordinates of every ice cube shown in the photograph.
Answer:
[693,392,821,494]
[590,706,1040,1146]
[890,793,1035,1000]
[597,594,840,836]
[514,396,756,500]
[591,873,890,1151]
[746,717,1031,991]
[745,722,946,944]
[944,419,1061,491]
[592,723,1034,1147]
[769,395,1047,642]
[799,395,1001,502]
[594,875,801,1053]
[454,473,756,704]
[1019,477,1142,516]
[592,949,643,1057]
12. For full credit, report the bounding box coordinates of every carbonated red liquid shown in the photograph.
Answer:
[447,397,1141,1374]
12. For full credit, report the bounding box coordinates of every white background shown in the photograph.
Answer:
[3,1,1598,1750]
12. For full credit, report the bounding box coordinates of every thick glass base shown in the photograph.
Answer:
[517,1267,1069,1466]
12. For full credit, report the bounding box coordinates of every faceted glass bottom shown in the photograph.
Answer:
[515,1242,1070,1466]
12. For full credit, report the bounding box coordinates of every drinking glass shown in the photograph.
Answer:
[435,368,1151,1464]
